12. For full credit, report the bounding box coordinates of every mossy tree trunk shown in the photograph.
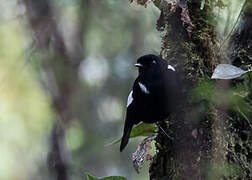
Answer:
[149,0,252,179]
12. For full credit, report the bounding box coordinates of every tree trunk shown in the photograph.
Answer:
[23,0,91,179]
[149,0,252,179]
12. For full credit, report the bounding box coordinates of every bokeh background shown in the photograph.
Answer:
[0,1,160,179]
[0,0,245,179]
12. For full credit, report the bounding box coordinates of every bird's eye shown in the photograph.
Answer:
[152,60,156,64]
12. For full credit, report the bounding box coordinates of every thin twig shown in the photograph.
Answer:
[156,122,174,140]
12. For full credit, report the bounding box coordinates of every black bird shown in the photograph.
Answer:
[120,54,178,152]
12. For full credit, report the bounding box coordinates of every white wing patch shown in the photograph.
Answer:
[168,65,175,71]
[138,82,150,94]
[127,91,133,107]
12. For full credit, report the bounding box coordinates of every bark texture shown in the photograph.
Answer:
[149,0,252,179]
[225,1,252,179]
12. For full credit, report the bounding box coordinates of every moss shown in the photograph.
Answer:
[150,1,252,179]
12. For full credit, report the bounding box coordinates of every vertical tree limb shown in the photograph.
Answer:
[22,0,90,179]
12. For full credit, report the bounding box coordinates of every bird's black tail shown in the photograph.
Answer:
[120,121,133,152]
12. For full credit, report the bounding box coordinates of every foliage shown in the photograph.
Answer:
[106,123,157,146]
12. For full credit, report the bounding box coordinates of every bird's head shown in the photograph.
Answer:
[135,54,166,75]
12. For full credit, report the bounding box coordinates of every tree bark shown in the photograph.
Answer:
[149,0,252,179]
[225,1,252,179]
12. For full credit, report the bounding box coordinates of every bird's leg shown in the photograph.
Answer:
[156,122,174,141]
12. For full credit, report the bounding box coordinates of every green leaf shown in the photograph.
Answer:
[130,122,157,137]
[105,123,157,146]
[87,173,127,180]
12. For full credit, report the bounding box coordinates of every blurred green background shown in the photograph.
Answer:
[0,0,160,179]
[0,0,246,179]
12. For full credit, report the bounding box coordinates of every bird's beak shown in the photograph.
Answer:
[134,63,143,67]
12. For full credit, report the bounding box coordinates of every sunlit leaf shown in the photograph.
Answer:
[105,123,157,146]
[87,173,127,180]
[211,64,251,79]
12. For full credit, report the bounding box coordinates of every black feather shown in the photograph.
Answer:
[120,54,179,151]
